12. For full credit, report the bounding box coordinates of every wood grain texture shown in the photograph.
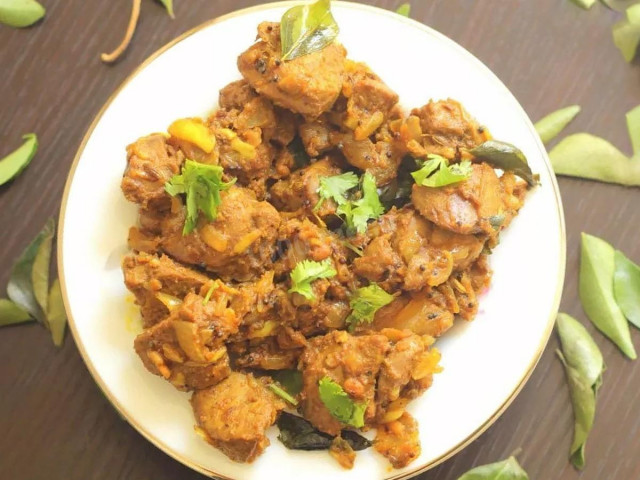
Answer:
[1,1,639,479]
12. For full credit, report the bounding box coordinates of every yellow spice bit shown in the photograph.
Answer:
[248,320,279,339]
[200,225,228,252]
[354,111,385,141]
[233,230,261,253]
[168,118,216,154]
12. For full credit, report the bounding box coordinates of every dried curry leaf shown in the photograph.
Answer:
[395,3,411,17]
[626,105,640,156]
[457,455,529,479]
[276,412,371,451]
[0,299,33,327]
[47,279,67,347]
[31,220,54,315]
[7,218,55,324]
[280,0,339,61]
[470,140,537,186]
[549,133,640,186]
[156,0,174,18]
[580,233,636,359]
[0,0,45,28]
[614,250,640,329]
[534,105,581,144]
[0,133,38,186]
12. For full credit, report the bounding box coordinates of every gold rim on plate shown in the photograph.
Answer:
[57,2,567,478]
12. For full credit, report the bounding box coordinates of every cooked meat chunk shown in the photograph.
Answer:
[354,207,480,291]
[121,134,184,209]
[299,331,390,435]
[123,252,210,327]
[191,372,285,463]
[342,61,399,141]
[375,331,440,420]
[219,79,258,110]
[411,163,505,236]
[235,337,302,370]
[299,117,333,157]
[269,157,343,217]
[133,290,240,390]
[374,412,421,468]
[410,98,489,158]
[160,186,280,281]
[238,22,347,118]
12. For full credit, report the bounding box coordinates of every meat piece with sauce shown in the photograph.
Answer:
[160,186,280,281]
[191,372,286,462]
[238,22,347,119]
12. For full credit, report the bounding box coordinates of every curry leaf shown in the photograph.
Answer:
[396,3,411,17]
[281,0,339,61]
[7,218,55,324]
[318,376,367,428]
[580,233,636,359]
[470,140,537,186]
[47,279,67,347]
[614,251,640,329]
[534,105,581,144]
[272,369,303,395]
[276,412,372,451]
[0,133,38,186]
[156,0,174,18]
[626,105,640,156]
[0,299,33,327]
[570,0,597,9]
[0,0,45,28]
[601,0,638,12]
[613,4,640,63]
[556,350,597,469]
[457,455,529,479]
[31,220,54,314]
[549,133,640,186]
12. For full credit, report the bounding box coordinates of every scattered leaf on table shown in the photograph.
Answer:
[612,4,640,63]
[549,133,640,186]
[396,3,411,17]
[30,220,54,314]
[626,105,640,156]
[0,0,45,28]
[0,133,38,186]
[557,350,597,469]
[557,313,605,389]
[457,455,529,479]
[534,105,581,144]
[280,0,339,61]
[7,218,55,324]
[276,412,371,451]
[570,0,597,9]
[614,251,640,329]
[601,0,638,12]
[0,299,33,327]
[47,279,67,347]
[470,140,537,186]
[156,0,174,18]
[580,233,636,359]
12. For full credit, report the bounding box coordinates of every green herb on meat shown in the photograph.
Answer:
[202,283,217,306]
[613,250,640,329]
[280,0,339,61]
[556,313,605,469]
[288,259,337,300]
[580,233,636,359]
[276,412,372,451]
[337,172,385,234]
[268,383,299,406]
[315,172,359,211]
[534,105,581,144]
[457,455,529,479]
[0,133,38,186]
[346,284,394,330]
[318,376,367,428]
[549,133,640,186]
[470,140,538,186]
[395,3,411,17]
[165,160,236,235]
[0,0,45,28]
[272,370,304,396]
[411,154,472,188]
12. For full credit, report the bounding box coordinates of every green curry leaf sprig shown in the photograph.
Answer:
[280,0,339,61]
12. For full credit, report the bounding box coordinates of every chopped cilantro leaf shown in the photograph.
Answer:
[346,284,394,330]
[411,154,472,187]
[288,259,337,300]
[318,376,367,428]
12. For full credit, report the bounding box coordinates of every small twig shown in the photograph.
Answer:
[101,0,142,63]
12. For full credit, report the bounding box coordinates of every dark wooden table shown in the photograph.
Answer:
[1,1,639,479]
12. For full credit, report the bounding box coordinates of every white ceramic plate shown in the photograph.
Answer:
[58,2,566,479]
